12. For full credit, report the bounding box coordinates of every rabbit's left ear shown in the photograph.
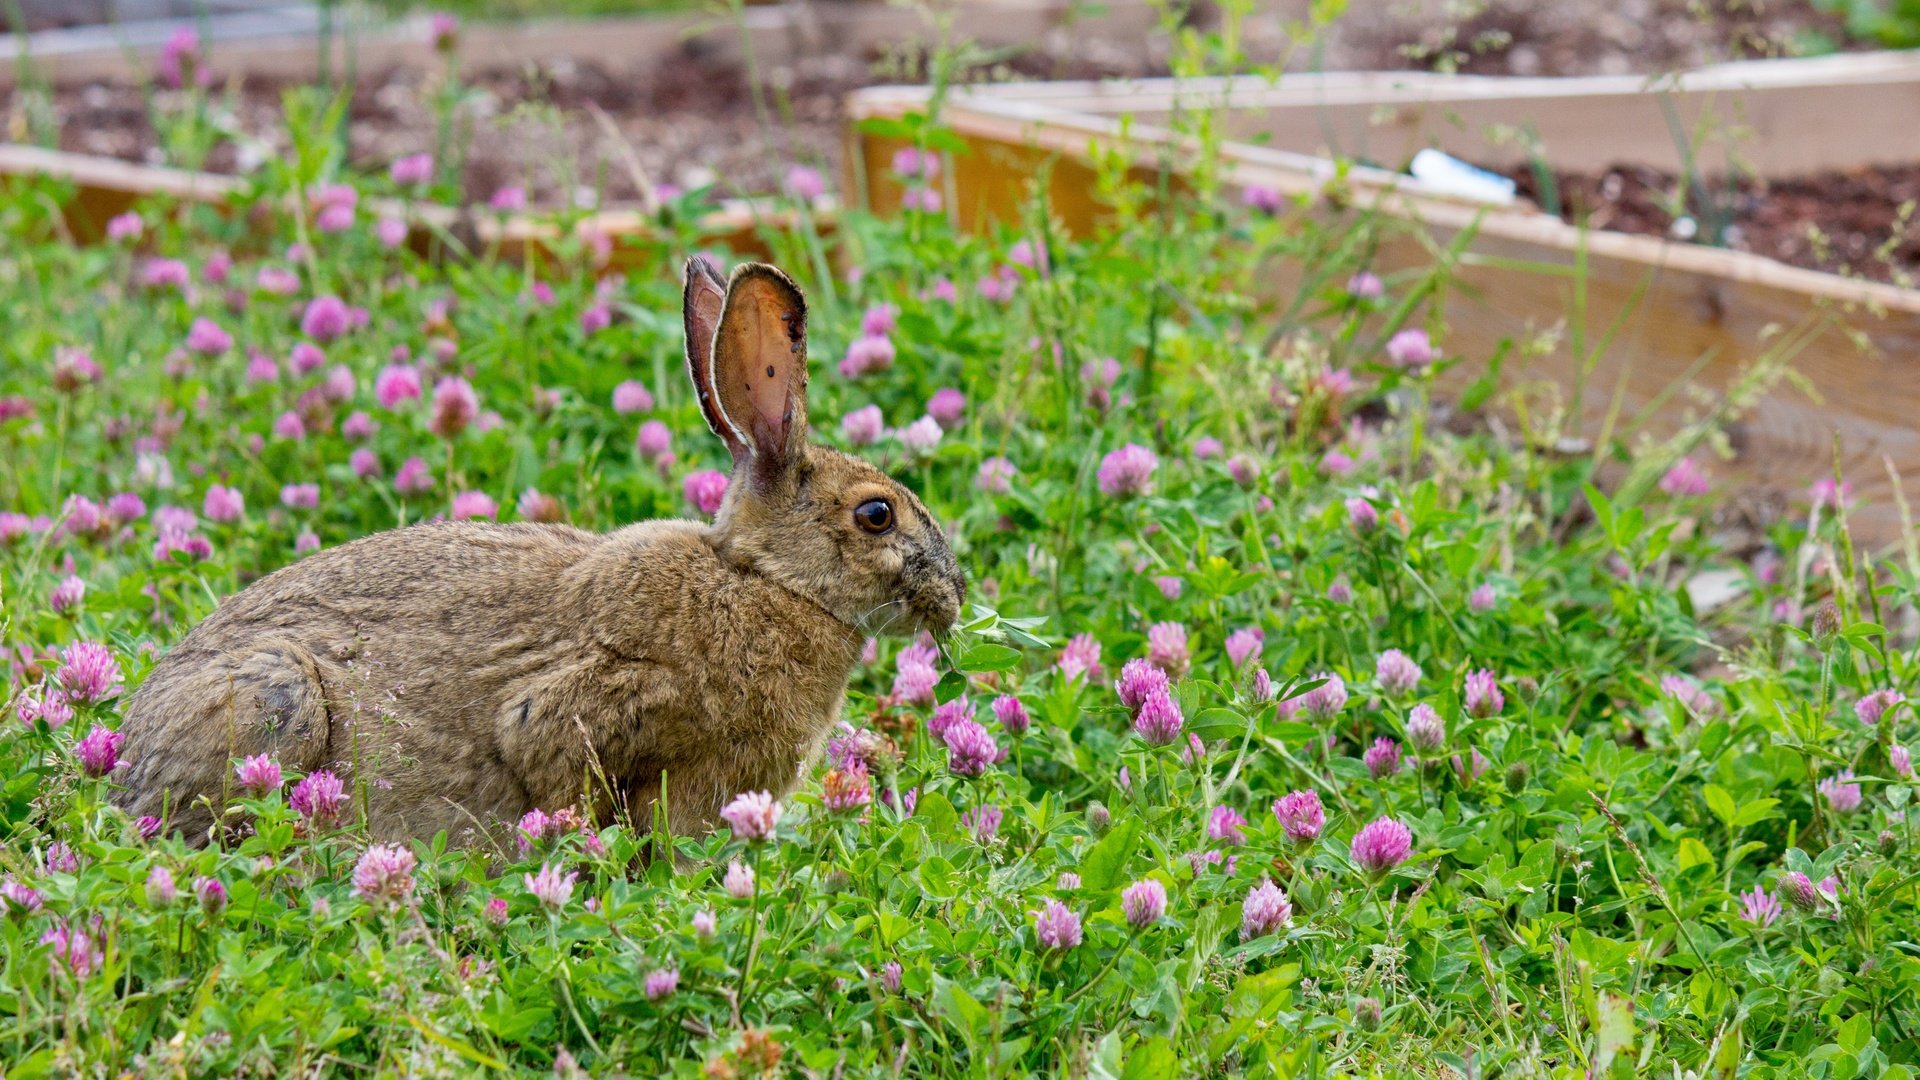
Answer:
[682,255,740,457]
[712,262,809,485]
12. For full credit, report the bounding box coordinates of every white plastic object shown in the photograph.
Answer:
[1408,149,1519,205]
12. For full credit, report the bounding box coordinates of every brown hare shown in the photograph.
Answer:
[113,257,964,846]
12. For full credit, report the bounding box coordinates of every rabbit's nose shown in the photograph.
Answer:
[920,574,964,634]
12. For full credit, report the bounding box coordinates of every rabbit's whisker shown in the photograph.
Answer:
[857,599,904,635]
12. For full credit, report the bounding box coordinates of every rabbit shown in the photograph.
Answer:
[113,256,965,847]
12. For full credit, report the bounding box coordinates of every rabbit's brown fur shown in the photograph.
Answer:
[113,258,963,845]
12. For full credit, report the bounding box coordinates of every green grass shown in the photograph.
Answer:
[0,13,1917,1078]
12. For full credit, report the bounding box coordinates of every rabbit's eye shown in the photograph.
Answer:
[854,499,895,535]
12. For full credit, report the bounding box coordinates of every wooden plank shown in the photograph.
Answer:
[1205,74,1920,177]
[0,143,245,240]
[948,50,1920,109]
[9,5,319,60]
[0,143,814,260]
[1367,222,1920,548]
[846,86,1920,545]
[846,89,1516,226]
[912,52,1920,176]
[1,0,1162,87]
[9,0,282,27]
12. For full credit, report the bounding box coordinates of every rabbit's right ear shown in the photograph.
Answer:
[683,255,745,458]
[711,263,809,489]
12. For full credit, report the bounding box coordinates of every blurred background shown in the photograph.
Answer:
[2,1,1914,284]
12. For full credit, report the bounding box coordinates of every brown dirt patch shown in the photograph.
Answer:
[1497,161,1920,284]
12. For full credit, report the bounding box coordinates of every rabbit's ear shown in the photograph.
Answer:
[682,255,743,457]
[712,262,809,484]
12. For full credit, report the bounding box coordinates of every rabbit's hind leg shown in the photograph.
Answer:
[117,637,338,839]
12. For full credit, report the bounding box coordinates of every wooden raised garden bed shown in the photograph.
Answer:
[3,0,1170,261]
[0,142,818,266]
[847,53,1920,547]
[0,0,1160,251]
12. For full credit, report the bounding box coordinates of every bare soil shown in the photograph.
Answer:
[1497,162,1920,284]
[1324,0,1846,77]
[9,0,1906,287]
[21,34,1165,207]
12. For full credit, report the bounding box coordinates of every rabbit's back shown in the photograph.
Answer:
[117,521,609,840]
[203,519,602,636]
[137,519,605,693]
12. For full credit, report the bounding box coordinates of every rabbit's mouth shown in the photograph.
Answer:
[856,595,945,638]
[911,601,959,637]
[910,567,966,636]
[861,568,962,638]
